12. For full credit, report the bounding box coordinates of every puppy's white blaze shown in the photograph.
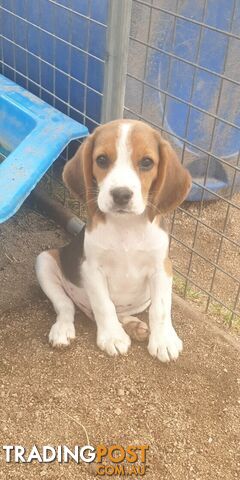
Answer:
[98,123,145,214]
[116,122,133,167]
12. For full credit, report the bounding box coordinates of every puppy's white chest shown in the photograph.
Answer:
[84,217,169,312]
[87,216,168,251]
[100,248,149,288]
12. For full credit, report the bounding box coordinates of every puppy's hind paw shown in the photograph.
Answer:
[121,316,149,342]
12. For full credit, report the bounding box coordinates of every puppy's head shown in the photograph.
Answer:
[63,120,191,221]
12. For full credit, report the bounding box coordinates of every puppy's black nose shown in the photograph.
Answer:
[111,187,133,206]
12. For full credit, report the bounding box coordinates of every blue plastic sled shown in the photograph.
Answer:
[0,74,88,223]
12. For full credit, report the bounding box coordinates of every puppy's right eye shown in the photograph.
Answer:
[96,155,109,169]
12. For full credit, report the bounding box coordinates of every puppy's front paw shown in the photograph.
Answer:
[148,326,183,362]
[49,322,75,347]
[97,325,131,356]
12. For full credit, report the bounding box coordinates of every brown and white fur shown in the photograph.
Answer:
[36,120,191,362]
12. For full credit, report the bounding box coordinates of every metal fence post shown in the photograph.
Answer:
[101,0,132,123]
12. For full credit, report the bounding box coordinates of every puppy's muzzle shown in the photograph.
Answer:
[110,187,133,207]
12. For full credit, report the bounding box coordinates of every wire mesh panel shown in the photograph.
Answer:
[0,0,109,218]
[0,0,109,131]
[124,0,240,325]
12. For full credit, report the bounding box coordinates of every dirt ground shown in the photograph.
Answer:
[0,207,240,479]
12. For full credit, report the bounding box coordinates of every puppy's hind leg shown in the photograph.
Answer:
[36,251,75,347]
[120,316,149,342]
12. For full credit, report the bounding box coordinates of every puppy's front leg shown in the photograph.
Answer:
[148,261,182,362]
[82,263,131,356]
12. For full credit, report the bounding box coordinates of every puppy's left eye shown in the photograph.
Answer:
[139,157,154,171]
[96,155,109,169]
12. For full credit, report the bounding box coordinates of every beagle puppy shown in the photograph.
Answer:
[36,119,191,362]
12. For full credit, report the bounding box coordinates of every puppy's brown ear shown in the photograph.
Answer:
[149,134,192,220]
[62,134,94,202]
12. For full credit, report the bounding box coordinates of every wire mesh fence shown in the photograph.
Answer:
[0,0,109,219]
[0,0,108,129]
[0,0,240,325]
[124,0,240,325]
